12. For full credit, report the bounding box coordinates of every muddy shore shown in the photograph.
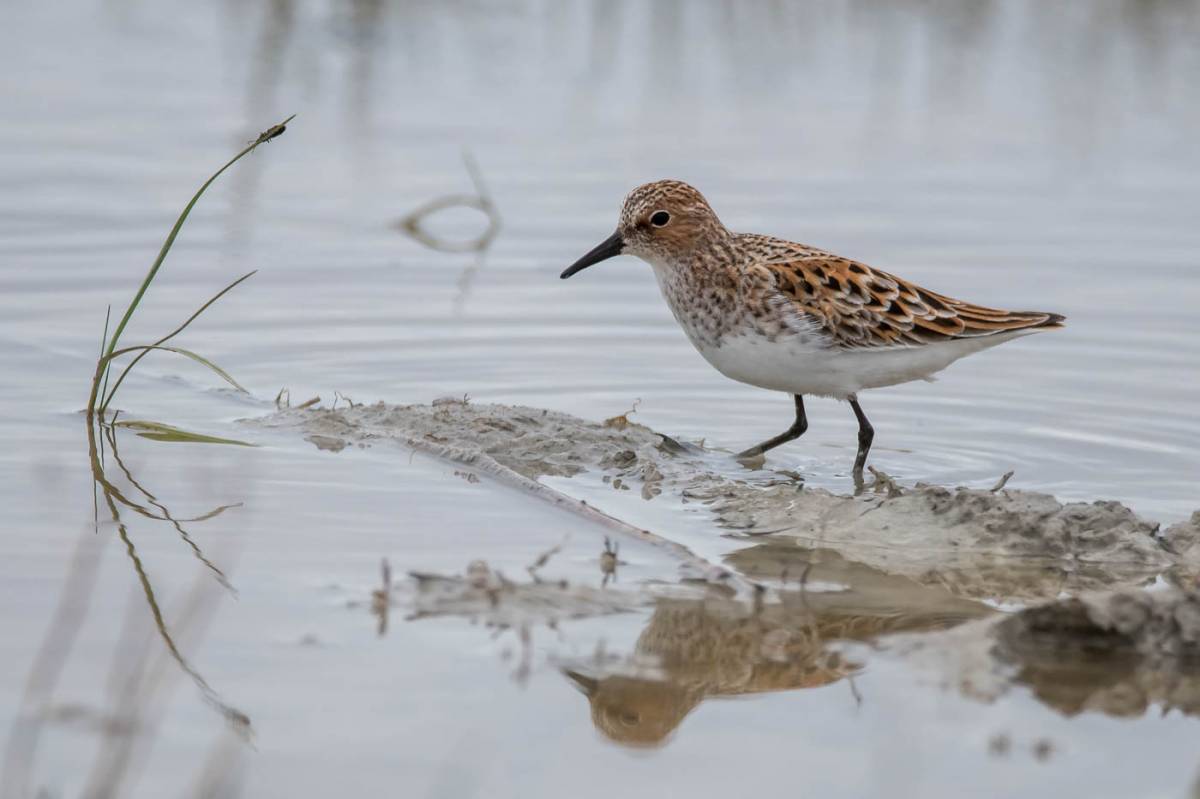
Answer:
[251,399,1199,601]
[248,399,1200,750]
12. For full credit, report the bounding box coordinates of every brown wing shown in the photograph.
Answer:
[752,246,1064,349]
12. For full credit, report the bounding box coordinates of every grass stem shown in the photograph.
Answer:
[86,115,293,419]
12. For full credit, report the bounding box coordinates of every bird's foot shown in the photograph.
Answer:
[735,447,767,469]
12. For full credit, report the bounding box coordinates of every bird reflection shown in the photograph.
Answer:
[565,583,992,748]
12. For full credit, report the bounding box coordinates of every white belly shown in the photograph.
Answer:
[647,259,1041,399]
[692,328,1038,399]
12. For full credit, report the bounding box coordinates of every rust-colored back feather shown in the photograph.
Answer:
[741,235,1065,349]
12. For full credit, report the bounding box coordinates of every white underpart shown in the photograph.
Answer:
[694,327,1042,399]
[647,259,1046,400]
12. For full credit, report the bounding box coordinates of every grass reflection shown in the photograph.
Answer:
[87,419,250,731]
[1,421,252,798]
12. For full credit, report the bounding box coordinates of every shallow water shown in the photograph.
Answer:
[2,1,1199,796]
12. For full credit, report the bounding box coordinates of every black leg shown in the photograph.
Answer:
[848,395,874,476]
[737,395,807,459]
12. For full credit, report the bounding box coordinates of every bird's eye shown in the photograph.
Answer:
[650,210,671,227]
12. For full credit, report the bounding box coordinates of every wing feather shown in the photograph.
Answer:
[737,234,1065,349]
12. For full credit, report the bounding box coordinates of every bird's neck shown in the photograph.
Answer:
[645,235,745,350]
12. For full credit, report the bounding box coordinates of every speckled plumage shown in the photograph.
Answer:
[563,179,1065,471]
[617,180,1063,359]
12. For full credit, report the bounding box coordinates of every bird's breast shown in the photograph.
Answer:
[650,261,745,349]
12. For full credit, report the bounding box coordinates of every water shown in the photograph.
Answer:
[1,1,1199,796]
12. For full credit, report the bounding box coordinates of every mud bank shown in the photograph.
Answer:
[908,587,1200,721]
[251,401,1199,600]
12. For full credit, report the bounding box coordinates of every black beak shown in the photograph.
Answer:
[564,669,599,695]
[561,230,624,279]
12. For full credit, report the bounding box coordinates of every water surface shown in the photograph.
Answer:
[1,1,1199,796]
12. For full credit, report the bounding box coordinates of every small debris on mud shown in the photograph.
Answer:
[402,560,644,629]
[603,399,641,430]
[601,537,620,587]
[865,465,902,498]
[432,394,470,407]
[305,434,347,452]
[527,538,567,582]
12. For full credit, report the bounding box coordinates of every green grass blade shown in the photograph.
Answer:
[101,115,295,361]
[99,305,112,413]
[86,115,293,416]
[99,270,256,413]
[112,420,257,447]
[99,304,111,356]
[105,344,249,394]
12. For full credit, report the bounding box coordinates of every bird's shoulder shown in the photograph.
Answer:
[732,233,1064,349]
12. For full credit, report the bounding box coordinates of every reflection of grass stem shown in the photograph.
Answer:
[86,115,294,421]
[103,425,238,594]
[85,412,249,729]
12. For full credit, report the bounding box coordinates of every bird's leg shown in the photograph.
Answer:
[848,395,874,477]
[737,395,807,459]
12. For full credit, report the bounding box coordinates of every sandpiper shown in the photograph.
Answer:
[561,180,1064,477]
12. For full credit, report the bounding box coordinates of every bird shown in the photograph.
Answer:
[560,180,1064,478]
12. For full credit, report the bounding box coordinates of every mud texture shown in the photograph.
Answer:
[1163,511,1200,584]
[906,587,1200,722]
[254,400,1198,601]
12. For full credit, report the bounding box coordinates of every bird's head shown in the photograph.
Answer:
[560,180,726,279]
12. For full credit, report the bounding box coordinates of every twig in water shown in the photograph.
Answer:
[332,391,360,410]
[371,558,392,637]
[396,150,501,254]
[600,537,619,587]
[847,673,864,709]
[527,536,568,582]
